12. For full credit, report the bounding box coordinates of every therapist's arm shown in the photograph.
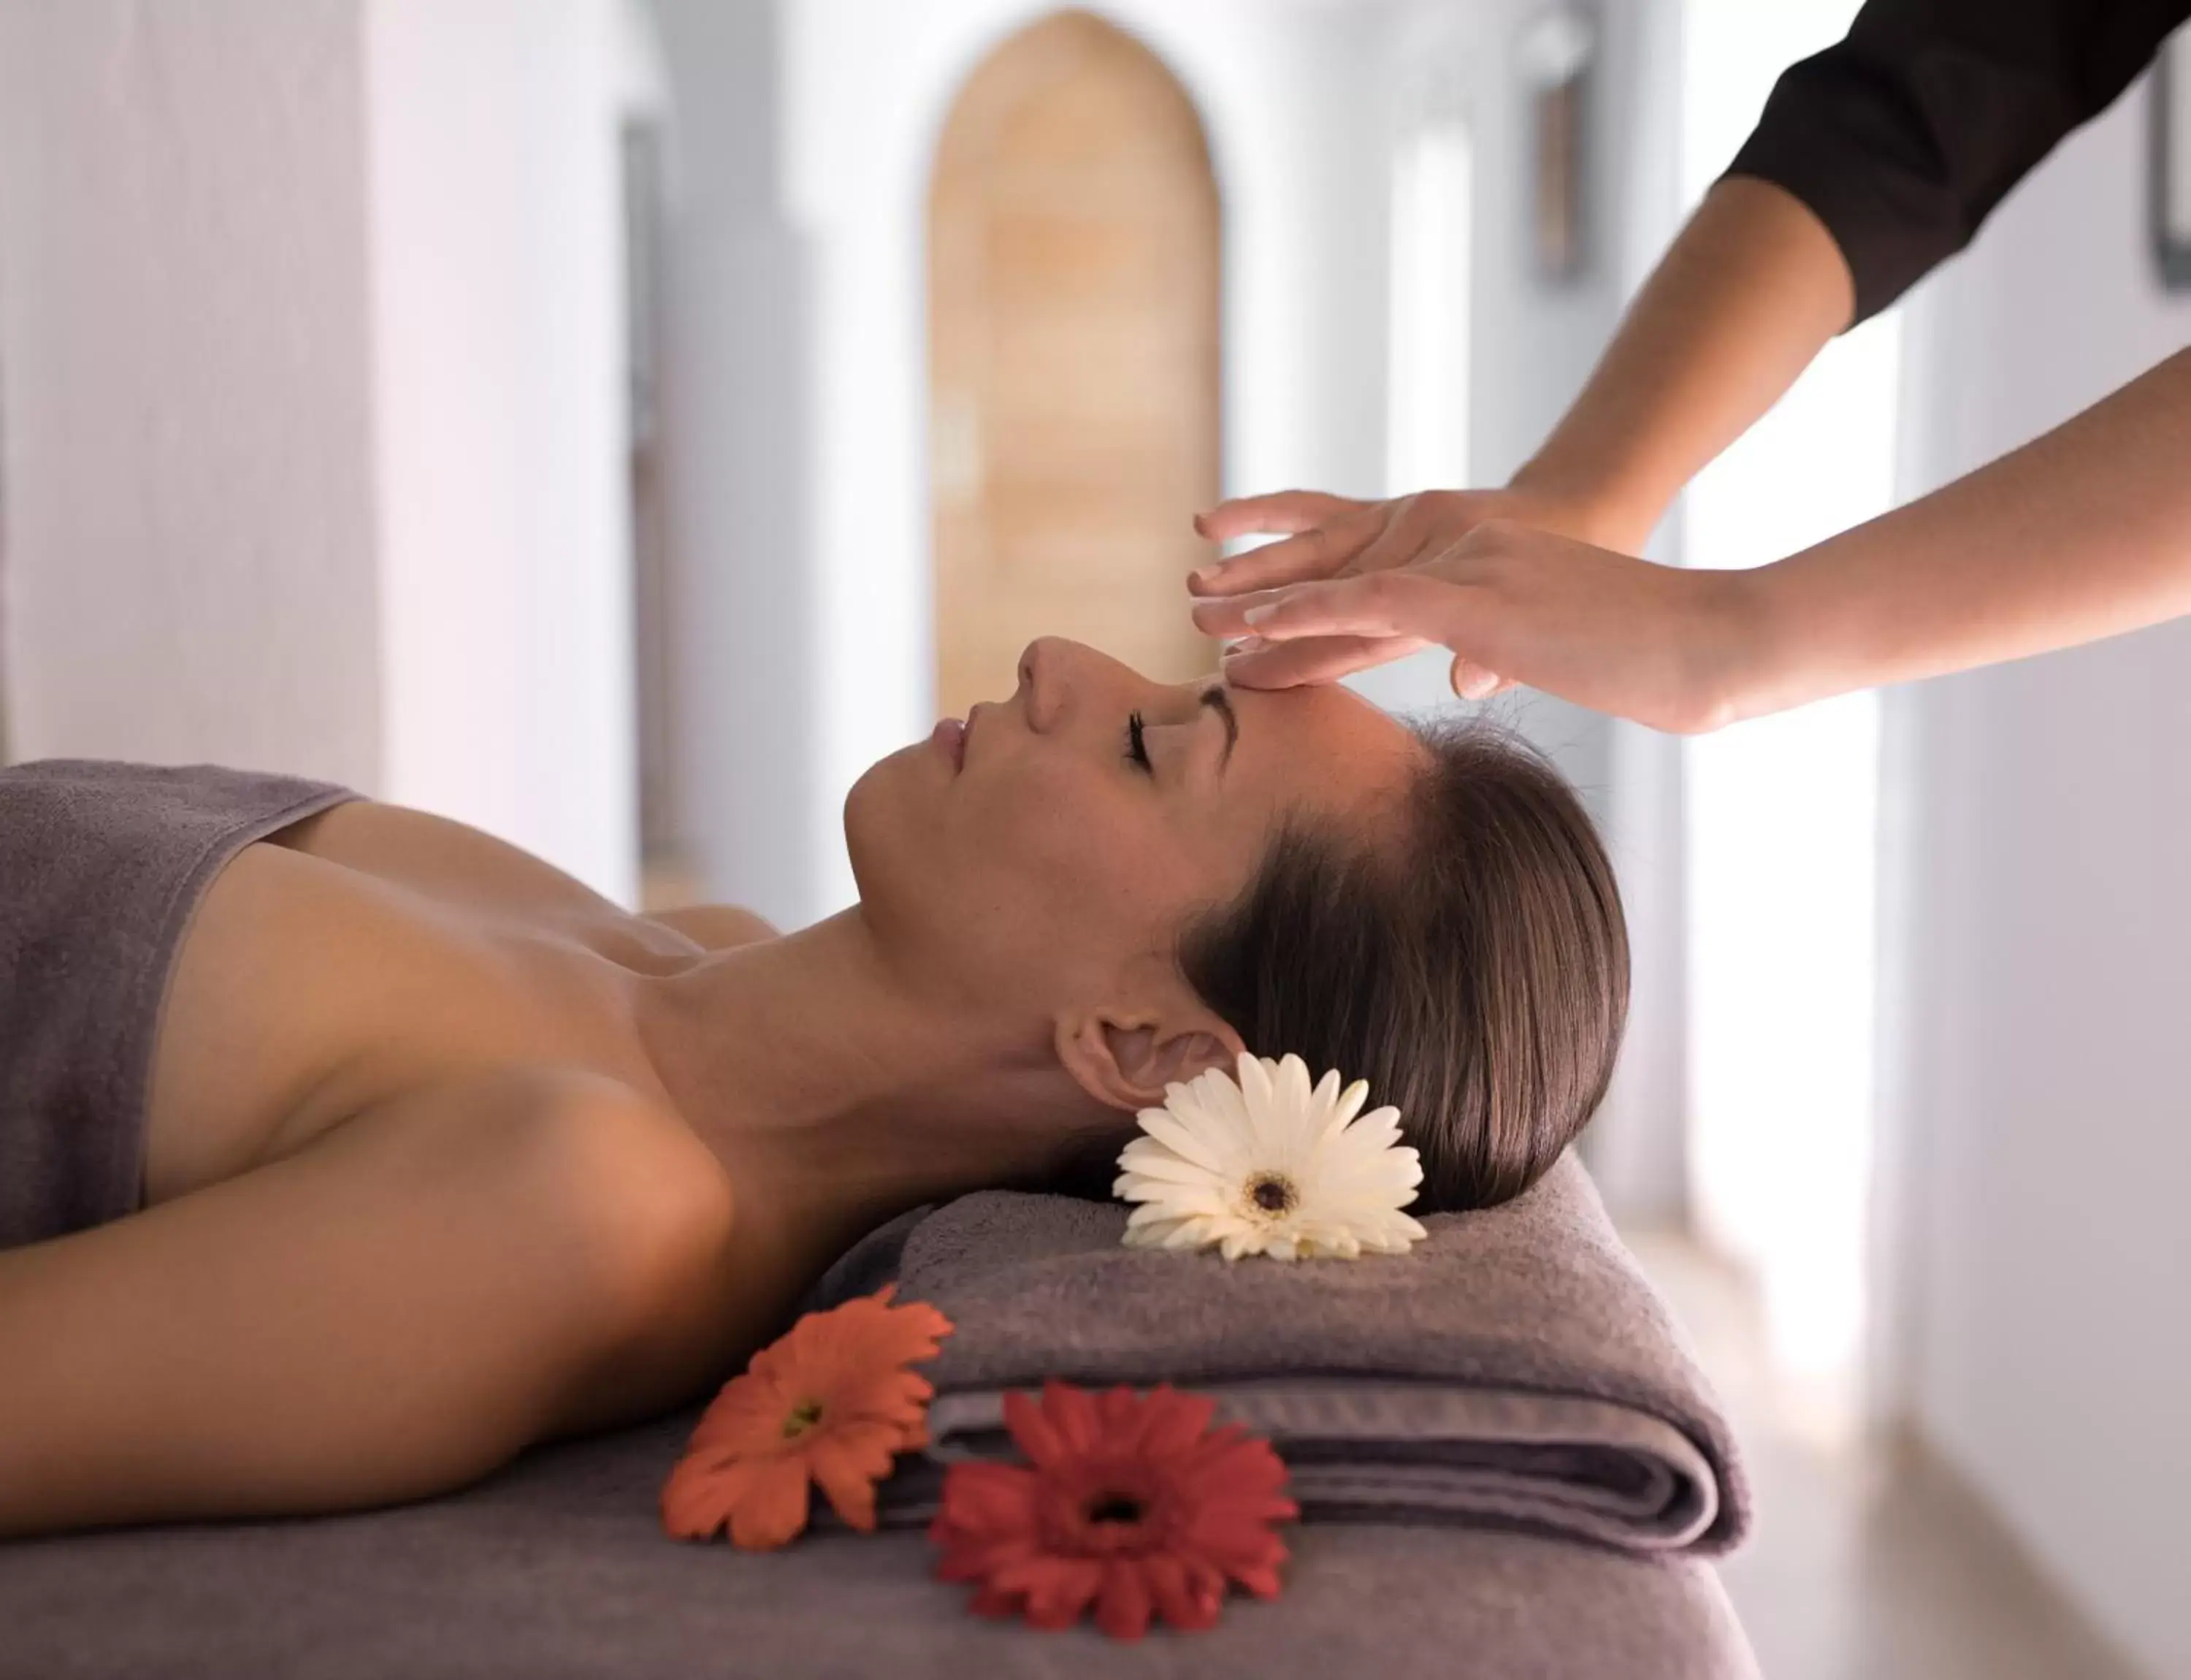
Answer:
[1192,349,2191,733]
[1502,176,1854,549]
[1196,175,1851,570]
[1735,345,2191,717]
[1197,0,2189,693]
[1187,177,1853,692]
[1520,0,2189,524]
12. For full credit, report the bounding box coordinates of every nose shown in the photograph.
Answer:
[1017,636,1146,734]
[1017,637,1068,733]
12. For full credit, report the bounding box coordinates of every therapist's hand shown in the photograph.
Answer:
[1190,516,1759,736]
[1188,485,1645,699]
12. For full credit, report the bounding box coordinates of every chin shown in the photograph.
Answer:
[841,744,926,915]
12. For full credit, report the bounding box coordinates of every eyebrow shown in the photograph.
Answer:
[1200,685,1238,769]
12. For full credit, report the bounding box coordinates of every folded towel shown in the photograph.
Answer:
[819,1153,1748,1557]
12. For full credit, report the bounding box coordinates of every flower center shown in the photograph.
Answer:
[781,1398,825,1439]
[1084,1492,1146,1526]
[1247,1172,1297,1215]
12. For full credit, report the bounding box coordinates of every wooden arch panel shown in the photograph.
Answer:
[928,9,1222,717]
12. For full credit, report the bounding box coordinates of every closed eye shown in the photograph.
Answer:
[1125,710,1152,774]
[1200,685,1238,768]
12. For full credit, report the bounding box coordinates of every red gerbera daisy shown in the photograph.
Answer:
[662,1286,952,1550]
[928,1381,1299,1639]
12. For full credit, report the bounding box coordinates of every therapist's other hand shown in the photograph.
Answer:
[1188,486,1629,698]
[1190,518,1757,736]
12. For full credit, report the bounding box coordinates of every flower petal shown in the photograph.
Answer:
[1096,1558,1155,1641]
[1235,1052,1274,1112]
[1130,1107,1232,1176]
[929,1383,1295,1638]
[1141,1551,1216,1632]
[728,1454,812,1551]
[1001,1387,1066,1469]
[806,1429,896,1533]
[1041,1380,1102,1455]
[659,1450,764,1540]
[1012,1557,1103,1630]
[1330,1077,1371,1131]
[1114,1149,1231,1188]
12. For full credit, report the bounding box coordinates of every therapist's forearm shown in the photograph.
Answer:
[1510,177,1856,549]
[1734,348,2191,718]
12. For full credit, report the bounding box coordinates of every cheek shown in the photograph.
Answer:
[957,770,1197,971]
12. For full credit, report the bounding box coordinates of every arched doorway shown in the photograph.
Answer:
[928,10,1221,718]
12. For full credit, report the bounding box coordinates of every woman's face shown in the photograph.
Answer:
[846,638,1422,1065]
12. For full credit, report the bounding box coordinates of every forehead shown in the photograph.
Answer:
[1212,678,1421,820]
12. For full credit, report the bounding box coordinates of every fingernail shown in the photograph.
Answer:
[1242,604,1274,625]
[1191,565,1223,585]
[1225,635,1267,655]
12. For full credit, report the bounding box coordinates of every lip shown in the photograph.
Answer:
[930,716,967,774]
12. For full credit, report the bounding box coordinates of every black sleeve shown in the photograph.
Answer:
[1726,0,2191,322]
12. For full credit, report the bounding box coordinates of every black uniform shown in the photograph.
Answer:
[1727,0,2191,321]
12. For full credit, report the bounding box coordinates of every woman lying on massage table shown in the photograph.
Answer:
[0,638,1626,1539]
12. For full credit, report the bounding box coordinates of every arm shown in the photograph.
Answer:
[1565,0,2191,511]
[1190,349,2191,732]
[0,1071,735,1537]
[1506,177,1854,550]
[1195,0,2188,693]
[1195,176,1851,579]
[1192,177,1853,691]
[1735,345,2191,717]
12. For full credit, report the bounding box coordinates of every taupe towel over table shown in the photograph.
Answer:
[818,1153,1748,1557]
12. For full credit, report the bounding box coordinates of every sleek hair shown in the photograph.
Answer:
[1177,718,1629,1210]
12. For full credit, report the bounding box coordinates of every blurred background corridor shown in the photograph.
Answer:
[1,2,2186,1673]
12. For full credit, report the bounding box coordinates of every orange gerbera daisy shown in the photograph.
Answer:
[662,1286,952,1550]
[930,1382,1299,1639]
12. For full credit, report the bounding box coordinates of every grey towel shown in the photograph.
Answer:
[0,760,356,1248]
[833,1153,1747,1557]
[0,1410,1760,1679]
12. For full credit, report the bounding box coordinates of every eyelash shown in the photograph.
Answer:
[1125,710,1152,774]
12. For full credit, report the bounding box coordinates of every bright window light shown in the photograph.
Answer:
[1680,0,1897,1421]
[1387,121,1474,494]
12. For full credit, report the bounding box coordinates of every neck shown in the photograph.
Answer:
[637,909,1109,1288]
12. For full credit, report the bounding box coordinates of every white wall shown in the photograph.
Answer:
[367,0,641,902]
[1890,73,2191,1680]
[644,0,825,929]
[0,0,642,902]
[0,0,383,787]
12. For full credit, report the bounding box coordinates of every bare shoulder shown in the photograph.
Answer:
[647,903,779,951]
[0,1063,742,1536]
[324,1067,737,1234]
[345,1067,748,1432]
[271,799,630,921]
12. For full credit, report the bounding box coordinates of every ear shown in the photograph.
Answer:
[1055,1009,1246,1112]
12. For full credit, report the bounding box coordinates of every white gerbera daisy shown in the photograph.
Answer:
[1113,1052,1428,1261]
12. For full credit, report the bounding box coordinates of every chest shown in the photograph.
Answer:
[142,834,674,1207]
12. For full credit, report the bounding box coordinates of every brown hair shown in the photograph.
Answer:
[1177,718,1629,1210]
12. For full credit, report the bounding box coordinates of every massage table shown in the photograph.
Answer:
[1,1156,1759,1678]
